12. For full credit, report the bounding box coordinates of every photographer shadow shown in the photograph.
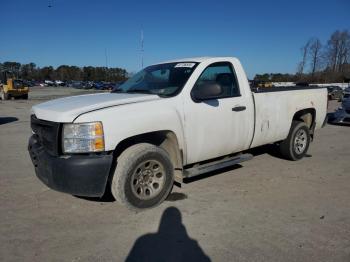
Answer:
[126,206,211,262]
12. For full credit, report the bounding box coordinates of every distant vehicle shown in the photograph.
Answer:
[23,80,35,87]
[28,56,328,210]
[93,81,104,90]
[69,81,93,89]
[35,81,46,87]
[342,87,350,100]
[54,80,65,87]
[113,81,125,90]
[328,95,350,125]
[65,80,73,87]
[68,81,84,89]
[295,82,309,87]
[85,81,94,89]
[45,80,55,86]
[327,86,343,100]
[0,78,29,100]
[250,80,273,88]
[102,82,114,90]
[81,81,95,89]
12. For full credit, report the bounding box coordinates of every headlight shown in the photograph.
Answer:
[63,122,105,153]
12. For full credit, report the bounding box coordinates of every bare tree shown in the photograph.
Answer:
[326,31,341,72]
[337,30,350,72]
[298,40,311,74]
[324,30,350,73]
[309,38,322,75]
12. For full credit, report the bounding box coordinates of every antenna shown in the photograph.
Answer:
[141,29,144,69]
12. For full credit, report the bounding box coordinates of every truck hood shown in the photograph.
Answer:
[32,93,160,122]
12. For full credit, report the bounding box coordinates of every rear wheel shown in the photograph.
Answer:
[22,94,28,100]
[279,121,310,161]
[111,143,174,210]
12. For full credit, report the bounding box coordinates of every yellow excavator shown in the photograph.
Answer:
[0,72,29,100]
[257,81,273,88]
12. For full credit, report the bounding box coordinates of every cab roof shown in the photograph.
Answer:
[153,56,237,65]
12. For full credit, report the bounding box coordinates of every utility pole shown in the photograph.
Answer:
[104,48,109,81]
[104,48,108,68]
[141,29,144,69]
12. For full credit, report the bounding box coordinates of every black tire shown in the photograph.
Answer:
[279,121,310,161]
[111,143,174,210]
[22,94,28,100]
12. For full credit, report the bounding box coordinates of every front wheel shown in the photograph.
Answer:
[111,143,174,210]
[279,121,311,161]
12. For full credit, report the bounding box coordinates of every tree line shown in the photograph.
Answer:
[0,62,128,82]
[255,29,350,83]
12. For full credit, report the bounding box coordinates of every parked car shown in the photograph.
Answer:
[44,80,55,86]
[34,81,46,87]
[54,80,66,87]
[102,82,115,90]
[295,82,309,87]
[328,95,350,125]
[85,81,94,89]
[80,81,89,89]
[28,57,328,210]
[111,81,124,91]
[23,80,35,87]
[93,81,104,90]
[343,87,350,100]
[327,86,343,100]
[68,81,84,89]
[93,81,113,90]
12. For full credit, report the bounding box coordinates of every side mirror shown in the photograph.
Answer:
[192,83,223,101]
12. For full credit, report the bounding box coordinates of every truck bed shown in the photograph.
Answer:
[250,87,328,148]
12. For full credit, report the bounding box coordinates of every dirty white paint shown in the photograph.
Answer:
[251,89,328,148]
[32,57,328,165]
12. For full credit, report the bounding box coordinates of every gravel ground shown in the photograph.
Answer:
[0,87,349,262]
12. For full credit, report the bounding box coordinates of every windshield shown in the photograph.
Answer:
[112,62,198,97]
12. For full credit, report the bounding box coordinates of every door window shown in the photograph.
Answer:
[192,62,240,98]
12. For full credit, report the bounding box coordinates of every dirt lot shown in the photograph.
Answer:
[0,87,349,261]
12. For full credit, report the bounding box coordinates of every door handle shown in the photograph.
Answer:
[232,106,246,112]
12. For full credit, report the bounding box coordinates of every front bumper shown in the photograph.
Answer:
[28,135,113,197]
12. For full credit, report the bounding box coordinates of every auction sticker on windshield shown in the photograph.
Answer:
[175,63,196,68]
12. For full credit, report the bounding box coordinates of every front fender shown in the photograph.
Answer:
[74,98,185,154]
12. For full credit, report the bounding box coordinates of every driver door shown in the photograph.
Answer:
[183,62,251,164]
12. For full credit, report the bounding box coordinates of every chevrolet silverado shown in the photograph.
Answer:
[28,57,328,210]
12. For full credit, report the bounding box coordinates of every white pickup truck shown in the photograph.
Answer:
[28,57,328,209]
